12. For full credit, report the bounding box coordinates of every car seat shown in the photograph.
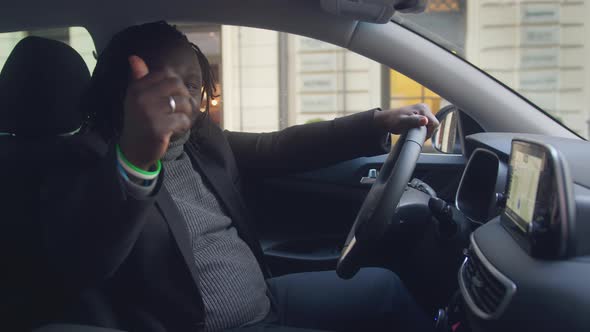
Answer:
[0,36,111,331]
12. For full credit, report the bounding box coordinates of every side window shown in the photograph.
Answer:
[178,25,446,152]
[0,27,96,73]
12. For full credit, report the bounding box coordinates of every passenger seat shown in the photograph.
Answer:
[0,36,106,331]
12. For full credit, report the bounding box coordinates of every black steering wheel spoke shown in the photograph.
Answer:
[336,127,427,279]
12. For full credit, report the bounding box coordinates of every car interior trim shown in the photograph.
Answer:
[455,148,503,223]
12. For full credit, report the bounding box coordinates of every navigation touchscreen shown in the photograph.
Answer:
[505,141,548,232]
[502,139,572,258]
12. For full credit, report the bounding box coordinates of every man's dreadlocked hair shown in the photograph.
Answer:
[85,21,217,141]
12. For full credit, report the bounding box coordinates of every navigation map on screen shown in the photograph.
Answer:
[507,149,543,227]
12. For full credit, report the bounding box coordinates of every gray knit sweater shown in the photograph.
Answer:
[161,132,270,331]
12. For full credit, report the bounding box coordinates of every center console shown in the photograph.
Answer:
[434,135,590,332]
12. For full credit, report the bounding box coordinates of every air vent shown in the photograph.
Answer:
[459,240,516,320]
[463,248,506,313]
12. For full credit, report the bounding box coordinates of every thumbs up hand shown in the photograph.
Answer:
[118,55,197,170]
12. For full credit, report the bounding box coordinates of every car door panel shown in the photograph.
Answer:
[250,152,466,276]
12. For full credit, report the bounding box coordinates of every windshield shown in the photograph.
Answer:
[393,1,588,139]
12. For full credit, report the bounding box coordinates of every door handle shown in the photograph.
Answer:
[360,168,378,184]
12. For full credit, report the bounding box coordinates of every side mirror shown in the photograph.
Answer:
[432,105,461,154]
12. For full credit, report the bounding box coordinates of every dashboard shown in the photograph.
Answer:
[454,133,590,332]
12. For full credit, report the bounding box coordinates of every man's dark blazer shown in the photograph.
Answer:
[42,110,388,331]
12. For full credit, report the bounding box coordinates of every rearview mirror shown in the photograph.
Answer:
[321,0,427,24]
[431,106,461,154]
[394,0,428,13]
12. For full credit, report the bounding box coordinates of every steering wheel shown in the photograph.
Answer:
[336,126,427,279]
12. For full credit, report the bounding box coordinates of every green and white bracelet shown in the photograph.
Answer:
[116,144,161,181]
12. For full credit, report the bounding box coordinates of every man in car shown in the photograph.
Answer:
[46,21,438,332]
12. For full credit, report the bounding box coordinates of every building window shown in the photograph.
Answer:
[176,24,448,151]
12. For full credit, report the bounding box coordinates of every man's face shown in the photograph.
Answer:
[148,42,203,138]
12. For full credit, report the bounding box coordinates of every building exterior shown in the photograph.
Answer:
[218,26,386,132]
[465,1,589,138]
